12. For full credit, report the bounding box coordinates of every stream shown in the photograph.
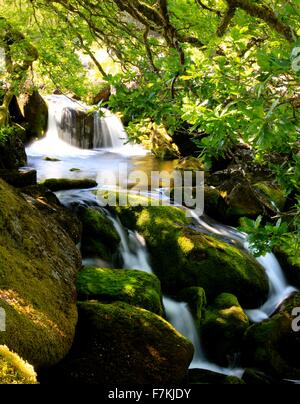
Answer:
[26,95,297,378]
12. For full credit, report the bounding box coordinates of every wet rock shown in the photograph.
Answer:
[53,301,194,384]
[77,267,163,315]
[0,168,36,188]
[41,178,97,192]
[187,369,244,384]
[201,293,249,366]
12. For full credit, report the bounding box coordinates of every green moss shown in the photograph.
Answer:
[55,301,194,384]
[78,207,120,259]
[77,267,163,315]
[254,182,286,211]
[0,345,37,384]
[0,179,79,368]
[178,287,207,329]
[201,293,249,365]
[41,178,97,191]
[101,194,269,307]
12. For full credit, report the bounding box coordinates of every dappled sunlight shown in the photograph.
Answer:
[0,289,66,338]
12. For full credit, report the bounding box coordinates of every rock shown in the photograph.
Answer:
[107,199,269,308]
[60,107,94,149]
[175,156,205,174]
[77,207,120,259]
[0,169,37,188]
[0,179,81,368]
[276,248,300,289]
[242,293,300,379]
[20,90,48,141]
[8,95,25,124]
[178,287,207,329]
[70,168,81,172]
[253,181,286,212]
[41,178,97,192]
[226,182,264,220]
[91,82,111,105]
[54,301,194,384]
[43,157,61,162]
[0,345,37,384]
[137,120,180,160]
[187,369,244,384]
[201,294,249,365]
[77,267,163,315]
[0,127,27,169]
[242,368,284,385]
[21,184,82,245]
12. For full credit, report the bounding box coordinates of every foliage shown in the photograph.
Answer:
[0,125,14,144]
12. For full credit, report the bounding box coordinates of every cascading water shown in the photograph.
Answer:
[28,95,128,156]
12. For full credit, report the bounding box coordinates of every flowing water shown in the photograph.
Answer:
[26,95,297,378]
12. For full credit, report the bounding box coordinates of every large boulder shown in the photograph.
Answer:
[105,197,269,308]
[41,178,97,192]
[77,267,163,315]
[0,179,81,369]
[54,301,194,384]
[201,293,249,365]
[0,345,37,384]
[242,293,300,379]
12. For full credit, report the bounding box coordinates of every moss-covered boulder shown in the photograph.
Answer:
[102,196,269,308]
[178,287,207,330]
[54,301,194,384]
[201,294,249,365]
[77,267,163,315]
[77,207,120,260]
[187,369,244,385]
[253,182,286,212]
[242,293,300,379]
[41,178,97,192]
[0,179,80,368]
[0,345,37,384]
[0,127,27,169]
[242,368,284,385]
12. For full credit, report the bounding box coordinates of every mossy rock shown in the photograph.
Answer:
[0,179,80,368]
[243,294,300,379]
[242,368,284,385]
[178,287,207,330]
[77,267,163,315]
[275,248,300,289]
[54,301,194,384]
[0,345,37,384]
[187,369,244,384]
[226,182,264,220]
[254,182,286,212]
[108,200,268,307]
[41,178,97,192]
[201,293,249,366]
[77,207,120,260]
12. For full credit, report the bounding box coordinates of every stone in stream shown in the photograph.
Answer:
[200,293,249,366]
[102,193,269,308]
[41,177,97,191]
[76,206,120,260]
[242,292,300,379]
[77,267,164,315]
[186,368,244,384]
[0,179,81,369]
[50,301,194,384]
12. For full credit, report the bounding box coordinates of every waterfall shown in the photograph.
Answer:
[29,95,128,154]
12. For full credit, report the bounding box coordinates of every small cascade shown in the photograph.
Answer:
[191,212,298,322]
[28,95,128,154]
